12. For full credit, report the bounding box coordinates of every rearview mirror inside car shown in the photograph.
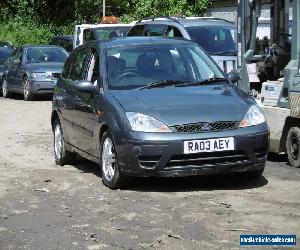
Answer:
[74,80,95,93]
[227,71,240,83]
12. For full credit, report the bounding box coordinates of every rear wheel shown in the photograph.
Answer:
[23,76,34,101]
[53,119,76,166]
[100,131,130,189]
[286,127,300,168]
[2,77,10,98]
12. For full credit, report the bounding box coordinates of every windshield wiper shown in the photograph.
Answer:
[212,51,237,56]
[176,78,228,87]
[137,80,193,90]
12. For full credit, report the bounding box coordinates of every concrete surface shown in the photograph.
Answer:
[0,96,299,250]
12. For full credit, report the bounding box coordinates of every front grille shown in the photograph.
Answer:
[166,150,249,168]
[171,121,239,133]
[52,73,61,79]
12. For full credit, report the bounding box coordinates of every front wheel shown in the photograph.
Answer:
[286,127,300,168]
[100,131,130,189]
[23,77,34,101]
[2,77,10,98]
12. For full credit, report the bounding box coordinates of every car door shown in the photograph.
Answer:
[6,48,20,90]
[72,46,101,155]
[55,53,76,146]
[14,48,25,92]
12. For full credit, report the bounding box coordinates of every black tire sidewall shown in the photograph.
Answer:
[286,127,300,168]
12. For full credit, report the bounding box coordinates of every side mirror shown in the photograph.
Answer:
[227,71,240,83]
[74,80,95,93]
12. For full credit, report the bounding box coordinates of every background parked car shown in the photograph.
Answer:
[52,37,268,189]
[0,42,13,95]
[74,23,133,48]
[49,35,73,52]
[2,45,68,101]
[127,17,237,74]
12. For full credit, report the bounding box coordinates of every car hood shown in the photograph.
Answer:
[109,83,255,126]
[25,62,64,72]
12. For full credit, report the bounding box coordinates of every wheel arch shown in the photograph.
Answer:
[279,116,300,152]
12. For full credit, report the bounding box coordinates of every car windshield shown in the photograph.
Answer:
[0,47,12,64]
[94,26,131,40]
[186,26,237,55]
[107,43,224,90]
[25,47,68,64]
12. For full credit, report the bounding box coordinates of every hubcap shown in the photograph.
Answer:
[102,138,116,182]
[54,124,62,160]
[24,80,29,98]
[291,135,299,160]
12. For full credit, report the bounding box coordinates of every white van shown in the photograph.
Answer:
[73,23,134,49]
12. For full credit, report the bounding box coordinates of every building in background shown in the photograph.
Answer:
[207,0,272,39]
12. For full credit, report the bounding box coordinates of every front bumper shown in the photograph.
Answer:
[29,79,57,94]
[113,123,269,177]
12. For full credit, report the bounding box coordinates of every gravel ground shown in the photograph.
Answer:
[0,96,299,250]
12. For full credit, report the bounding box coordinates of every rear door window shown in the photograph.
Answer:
[127,25,146,36]
[166,26,183,38]
[144,24,167,36]
[69,48,89,81]
[61,54,73,79]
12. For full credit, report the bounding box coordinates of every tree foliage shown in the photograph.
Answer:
[0,0,211,46]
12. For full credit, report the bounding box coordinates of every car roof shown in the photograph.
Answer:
[21,45,66,49]
[136,17,235,28]
[100,36,195,48]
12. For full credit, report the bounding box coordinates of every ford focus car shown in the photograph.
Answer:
[51,37,269,189]
[2,45,68,101]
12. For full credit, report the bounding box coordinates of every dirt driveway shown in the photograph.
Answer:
[0,96,299,250]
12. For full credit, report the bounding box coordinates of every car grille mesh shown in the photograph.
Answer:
[171,121,239,133]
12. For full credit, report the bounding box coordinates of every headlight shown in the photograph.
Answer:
[126,112,172,132]
[239,105,265,127]
[31,72,52,79]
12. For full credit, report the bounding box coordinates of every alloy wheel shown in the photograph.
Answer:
[102,137,116,182]
[2,79,7,97]
[24,79,30,99]
[54,124,63,160]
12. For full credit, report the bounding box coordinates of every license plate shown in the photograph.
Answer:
[184,137,234,154]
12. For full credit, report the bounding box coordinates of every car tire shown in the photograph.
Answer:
[100,130,130,189]
[23,76,34,101]
[53,119,76,166]
[2,77,10,98]
[286,127,300,168]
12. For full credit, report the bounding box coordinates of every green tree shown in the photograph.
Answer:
[0,0,211,46]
